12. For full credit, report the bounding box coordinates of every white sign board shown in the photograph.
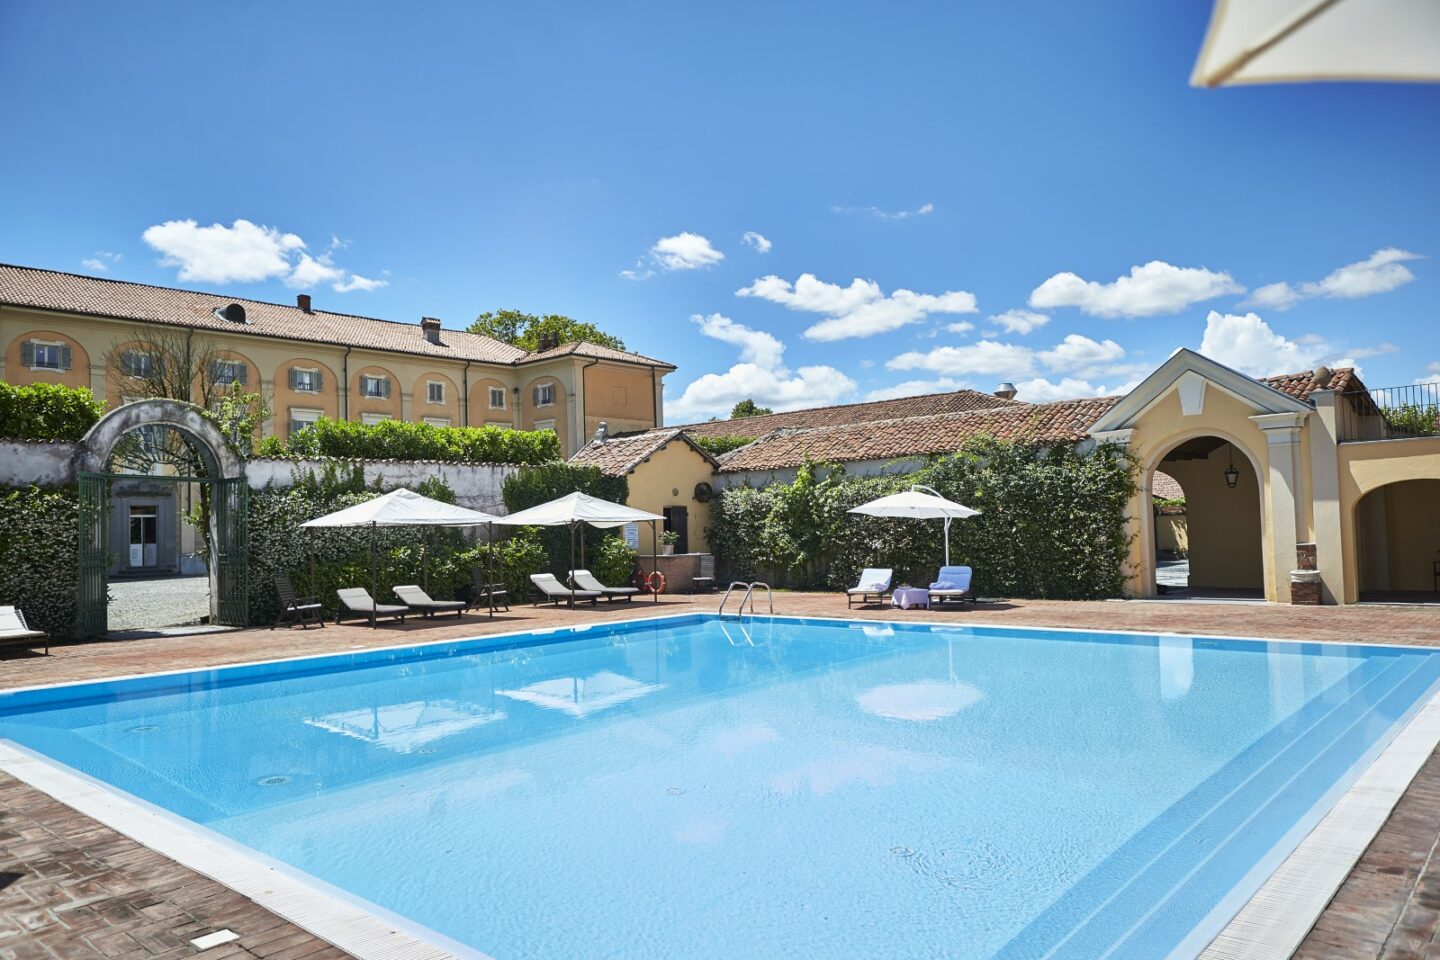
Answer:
[623,523,640,550]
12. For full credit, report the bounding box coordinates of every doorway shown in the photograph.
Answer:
[1149,435,1264,600]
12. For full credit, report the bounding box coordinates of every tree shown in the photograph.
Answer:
[730,398,773,419]
[468,309,626,352]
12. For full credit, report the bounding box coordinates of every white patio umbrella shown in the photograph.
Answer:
[301,488,502,627]
[1191,0,1440,87]
[848,485,979,567]
[495,492,666,605]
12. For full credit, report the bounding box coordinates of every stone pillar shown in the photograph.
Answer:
[1252,412,1309,603]
[401,390,413,424]
[1308,390,1345,603]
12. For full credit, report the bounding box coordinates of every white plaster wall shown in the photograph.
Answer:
[717,456,927,489]
[246,457,518,514]
[0,440,79,486]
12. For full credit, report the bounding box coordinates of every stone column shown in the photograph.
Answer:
[1091,428,1144,597]
[1251,412,1309,603]
[1308,390,1344,603]
[401,390,413,424]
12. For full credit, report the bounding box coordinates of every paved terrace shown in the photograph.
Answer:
[3,594,1440,960]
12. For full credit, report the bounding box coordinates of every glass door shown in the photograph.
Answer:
[128,505,158,568]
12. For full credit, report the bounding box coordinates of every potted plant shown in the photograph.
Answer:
[658,530,680,555]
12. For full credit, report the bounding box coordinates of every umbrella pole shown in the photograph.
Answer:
[308,528,316,599]
[651,519,658,604]
[944,516,951,567]
[487,522,495,620]
[370,521,378,629]
[422,527,429,592]
[569,521,576,609]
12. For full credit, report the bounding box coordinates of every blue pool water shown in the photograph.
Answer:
[3,614,1439,959]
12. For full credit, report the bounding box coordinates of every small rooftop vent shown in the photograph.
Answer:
[296,293,313,314]
[594,421,609,442]
[420,316,443,345]
[214,303,247,324]
[994,381,1017,400]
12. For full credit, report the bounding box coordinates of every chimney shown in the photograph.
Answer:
[594,421,609,442]
[296,293,312,313]
[420,316,442,344]
[994,381,1018,400]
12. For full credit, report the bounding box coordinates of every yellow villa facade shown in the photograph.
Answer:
[0,264,673,458]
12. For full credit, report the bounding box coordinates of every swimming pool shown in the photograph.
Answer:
[3,614,1438,959]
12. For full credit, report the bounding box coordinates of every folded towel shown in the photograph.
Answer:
[930,580,958,590]
[862,582,887,592]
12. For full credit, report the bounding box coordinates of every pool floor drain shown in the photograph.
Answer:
[257,775,292,787]
[890,846,914,857]
[666,786,685,796]
[127,725,157,733]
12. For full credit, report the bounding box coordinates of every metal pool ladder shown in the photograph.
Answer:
[719,580,773,617]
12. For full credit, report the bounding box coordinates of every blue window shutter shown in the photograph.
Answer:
[59,345,72,370]
[21,342,34,367]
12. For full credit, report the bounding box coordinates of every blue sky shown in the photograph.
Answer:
[2,1,1437,420]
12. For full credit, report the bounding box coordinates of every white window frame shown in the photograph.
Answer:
[533,383,555,407]
[291,367,321,394]
[359,374,389,399]
[488,386,507,410]
[423,416,451,428]
[360,412,391,425]
[426,380,446,405]
[29,340,64,371]
[288,408,322,437]
[534,418,556,433]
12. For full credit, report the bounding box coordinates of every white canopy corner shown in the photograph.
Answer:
[300,488,500,528]
[494,491,663,528]
[1192,0,1440,88]
[848,485,979,567]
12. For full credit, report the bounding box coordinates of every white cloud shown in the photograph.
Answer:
[1419,362,1440,384]
[988,309,1050,335]
[81,251,122,273]
[621,232,725,279]
[863,377,971,402]
[1197,311,1332,377]
[945,320,975,334]
[1037,334,1126,376]
[1244,248,1423,310]
[742,231,772,254]
[1012,377,1111,403]
[666,314,856,421]
[333,273,388,292]
[737,272,978,341]
[1029,260,1243,318]
[887,340,1036,377]
[832,202,935,220]
[142,217,384,292]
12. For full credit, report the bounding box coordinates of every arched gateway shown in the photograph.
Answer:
[73,399,248,637]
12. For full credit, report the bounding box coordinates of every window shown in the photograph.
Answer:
[289,367,322,393]
[359,374,390,398]
[209,359,247,386]
[489,387,507,409]
[361,412,391,425]
[423,416,451,428]
[534,418,556,433]
[288,408,321,438]
[532,383,555,407]
[121,350,154,378]
[23,340,69,371]
[426,380,445,404]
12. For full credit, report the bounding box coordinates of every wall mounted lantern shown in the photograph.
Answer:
[1223,443,1239,489]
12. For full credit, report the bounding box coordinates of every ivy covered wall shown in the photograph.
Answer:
[710,439,1137,600]
[0,485,79,638]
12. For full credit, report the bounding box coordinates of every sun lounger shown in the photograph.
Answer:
[692,554,717,592]
[531,573,601,606]
[335,587,408,624]
[0,606,48,655]
[847,568,893,608]
[272,574,324,630]
[393,584,467,619]
[570,569,639,602]
[470,566,510,612]
[929,565,975,606]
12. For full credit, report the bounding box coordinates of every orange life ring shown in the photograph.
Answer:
[645,570,667,594]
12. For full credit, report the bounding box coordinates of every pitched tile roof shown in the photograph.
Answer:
[715,396,1123,473]
[568,428,719,476]
[671,388,1022,438]
[1260,366,1362,401]
[0,263,672,368]
[1152,471,1184,500]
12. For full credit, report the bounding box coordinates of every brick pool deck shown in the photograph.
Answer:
[2,593,1439,959]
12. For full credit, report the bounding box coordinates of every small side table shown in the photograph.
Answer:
[891,587,930,610]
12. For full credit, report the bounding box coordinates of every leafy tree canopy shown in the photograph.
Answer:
[468,309,626,353]
[729,398,773,419]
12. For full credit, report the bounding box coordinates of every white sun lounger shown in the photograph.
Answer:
[393,584,467,619]
[530,573,601,606]
[569,569,638,602]
[0,606,48,655]
[847,568,893,608]
[336,588,408,624]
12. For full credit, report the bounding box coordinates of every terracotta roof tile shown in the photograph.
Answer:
[1260,366,1362,401]
[671,389,1021,438]
[0,263,672,368]
[1152,471,1184,500]
[568,429,718,476]
[716,396,1123,473]
[523,339,674,369]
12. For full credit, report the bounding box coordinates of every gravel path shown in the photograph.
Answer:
[108,575,210,630]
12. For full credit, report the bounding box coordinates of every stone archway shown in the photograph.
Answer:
[1352,478,1440,601]
[73,400,248,637]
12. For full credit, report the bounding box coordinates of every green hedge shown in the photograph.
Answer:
[502,463,629,575]
[710,439,1136,600]
[256,416,561,465]
[0,381,105,441]
[0,485,79,637]
[689,434,754,458]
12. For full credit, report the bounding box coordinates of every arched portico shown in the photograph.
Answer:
[72,399,247,636]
